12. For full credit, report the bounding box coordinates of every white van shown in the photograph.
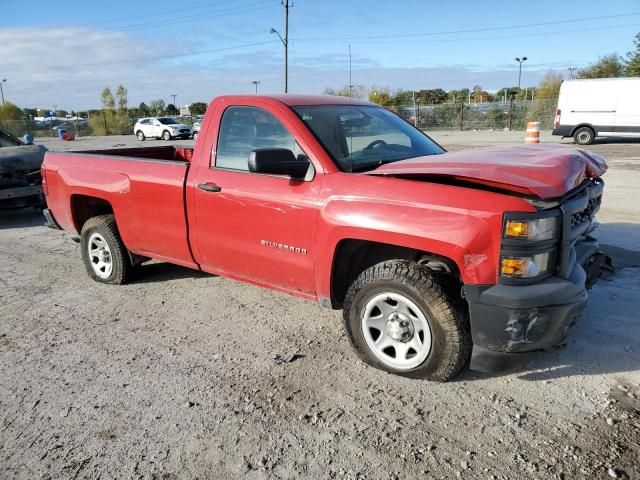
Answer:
[552,77,640,145]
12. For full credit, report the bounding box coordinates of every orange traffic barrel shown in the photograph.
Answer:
[525,121,540,144]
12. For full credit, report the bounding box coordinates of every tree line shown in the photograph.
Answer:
[325,32,640,105]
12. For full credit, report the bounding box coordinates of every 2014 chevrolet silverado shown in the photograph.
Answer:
[41,95,612,381]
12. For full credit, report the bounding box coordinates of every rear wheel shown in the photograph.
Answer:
[80,215,132,285]
[136,130,145,141]
[343,260,471,381]
[573,126,595,145]
[162,130,172,141]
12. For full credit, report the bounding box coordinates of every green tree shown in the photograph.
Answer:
[418,89,447,105]
[577,54,625,79]
[115,84,128,112]
[138,102,151,117]
[536,71,564,99]
[369,86,393,106]
[100,87,115,110]
[447,89,470,102]
[626,32,640,76]
[323,85,366,99]
[166,103,178,116]
[149,99,166,116]
[190,102,208,115]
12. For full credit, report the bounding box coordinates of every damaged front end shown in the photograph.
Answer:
[464,178,613,373]
[0,131,47,209]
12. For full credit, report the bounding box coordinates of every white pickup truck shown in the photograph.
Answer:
[134,117,192,141]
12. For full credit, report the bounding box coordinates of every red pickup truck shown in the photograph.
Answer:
[42,95,611,381]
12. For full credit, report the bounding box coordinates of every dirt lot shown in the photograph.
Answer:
[1,132,639,479]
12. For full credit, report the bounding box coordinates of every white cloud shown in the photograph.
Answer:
[1,27,568,110]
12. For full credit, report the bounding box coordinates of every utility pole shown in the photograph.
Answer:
[412,91,417,126]
[284,0,290,93]
[0,79,6,104]
[171,94,177,113]
[270,1,292,93]
[568,67,577,79]
[348,44,353,98]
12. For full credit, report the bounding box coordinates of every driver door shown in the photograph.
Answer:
[191,105,321,295]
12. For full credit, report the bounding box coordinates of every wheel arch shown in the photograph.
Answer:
[70,194,114,233]
[329,238,462,309]
[571,123,597,137]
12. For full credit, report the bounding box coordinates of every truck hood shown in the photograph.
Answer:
[368,144,607,199]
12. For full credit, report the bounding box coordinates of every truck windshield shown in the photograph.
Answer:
[292,105,444,172]
[158,118,179,125]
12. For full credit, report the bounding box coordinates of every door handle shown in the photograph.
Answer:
[197,183,222,192]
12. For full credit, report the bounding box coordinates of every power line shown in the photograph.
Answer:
[11,0,240,33]
[303,22,640,46]
[8,1,273,44]
[74,40,280,68]
[294,12,640,41]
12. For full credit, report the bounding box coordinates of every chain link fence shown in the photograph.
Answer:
[0,117,91,139]
[391,98,558,132]
[2,99,559,139]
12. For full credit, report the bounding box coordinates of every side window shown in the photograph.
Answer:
[215,106,303,171]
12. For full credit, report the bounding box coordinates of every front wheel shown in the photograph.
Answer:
[343,260,471,381]
[162,130,172,141]
[573,126,595,145]
[80,215,132,285]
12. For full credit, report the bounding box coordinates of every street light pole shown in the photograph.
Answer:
[171,94,177,113]
[270,0,292,93]
[0,79,6,104]
[568,67,577,80]
[515,57,528,89]
[252,80,260,93]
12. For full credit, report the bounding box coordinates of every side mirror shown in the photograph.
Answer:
[248,148,310,178]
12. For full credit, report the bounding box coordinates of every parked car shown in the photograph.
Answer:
[134,117,192,141]
[0,127,47,209]
[42,94,611,381]
[192,121,201,141]
[553,77,640,145]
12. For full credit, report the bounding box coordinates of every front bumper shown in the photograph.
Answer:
[465,263,588,372]
[466,179,611,373]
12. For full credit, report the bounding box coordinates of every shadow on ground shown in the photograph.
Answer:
[132,262,212,283]
[0,208,44,230]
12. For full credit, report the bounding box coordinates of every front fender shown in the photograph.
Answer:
[314,196,507,299]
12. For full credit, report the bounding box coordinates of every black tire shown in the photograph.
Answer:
[343,260,471,381]
[573,126,595,145]
[80,214,132,285]
[136,130,145,141]
[162,130,172,141]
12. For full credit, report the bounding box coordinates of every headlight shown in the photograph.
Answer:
[501,252,553,278]
[504,216,559,241]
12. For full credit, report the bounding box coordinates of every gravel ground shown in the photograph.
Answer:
[1,132,639,479]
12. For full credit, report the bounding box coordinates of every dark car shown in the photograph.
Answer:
[0,128,47,209]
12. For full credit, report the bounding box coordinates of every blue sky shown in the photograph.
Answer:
[1,0,639,109]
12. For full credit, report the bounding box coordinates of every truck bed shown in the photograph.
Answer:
[79,146,195,163]
[43,147,198,269]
